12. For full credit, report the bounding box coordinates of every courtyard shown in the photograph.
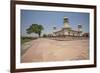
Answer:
[21,38,89,63]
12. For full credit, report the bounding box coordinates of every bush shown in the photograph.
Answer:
[21,37,37,44]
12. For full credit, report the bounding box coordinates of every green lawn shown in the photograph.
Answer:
[21,37,37,44]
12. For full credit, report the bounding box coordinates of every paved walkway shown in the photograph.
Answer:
[21,38,89,63]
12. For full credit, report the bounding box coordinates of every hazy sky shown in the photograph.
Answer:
[21,10,89,37]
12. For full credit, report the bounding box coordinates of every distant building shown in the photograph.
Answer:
[53,17,83,37]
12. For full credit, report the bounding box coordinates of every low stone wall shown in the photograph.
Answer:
[46,36,89,41]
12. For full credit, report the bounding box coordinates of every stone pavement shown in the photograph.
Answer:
[21,38,89,63]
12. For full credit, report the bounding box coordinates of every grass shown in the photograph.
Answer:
[21,37,37,44]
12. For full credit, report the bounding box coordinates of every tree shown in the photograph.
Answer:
[43,34,47,37]
[26,24,44,37]
[53,27,56,30]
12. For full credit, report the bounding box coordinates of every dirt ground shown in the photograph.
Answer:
[21,38,89,63]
